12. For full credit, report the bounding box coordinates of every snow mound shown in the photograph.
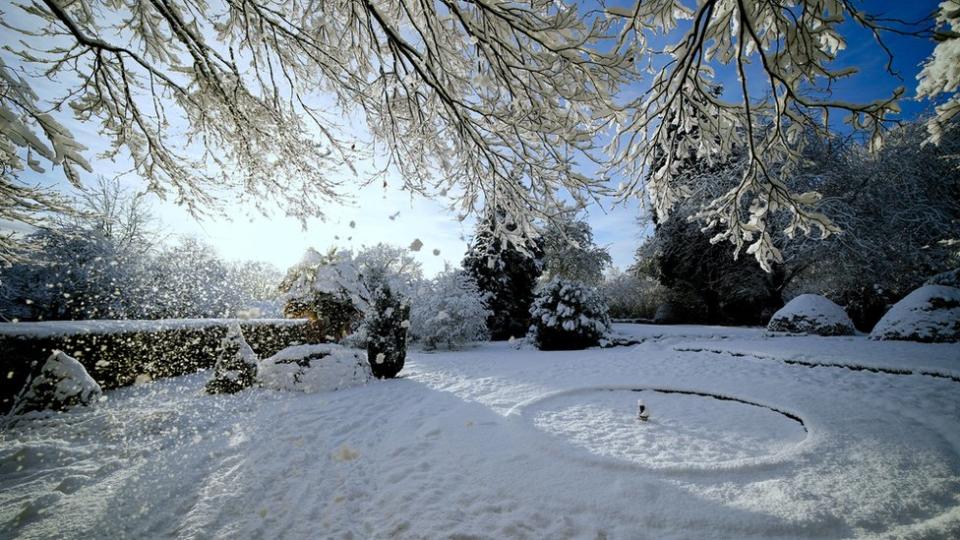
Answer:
[10,351,102,416]
[259,344,372,392]
[767,294,855,336]
[870,285,960,343]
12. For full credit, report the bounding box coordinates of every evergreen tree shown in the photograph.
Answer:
[462,211,541,340]
[365,284,409,379]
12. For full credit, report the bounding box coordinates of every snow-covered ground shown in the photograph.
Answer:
[2,324,959,538]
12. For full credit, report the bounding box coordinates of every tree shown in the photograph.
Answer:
[0,178,157,320]
[143,237,247,318]
[600,268,666,320]
[2,1,951,269]
[409,268,490,350]
[781,120,960,329]
[539,212,611,286]
[605,0,937,269]
[917,1,960,144]
[462,210,541,340]
[2,0,624,252]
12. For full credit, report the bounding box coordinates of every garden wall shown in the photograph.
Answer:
[0,319,321,414]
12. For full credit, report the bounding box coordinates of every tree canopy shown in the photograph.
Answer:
[2,0,954,268]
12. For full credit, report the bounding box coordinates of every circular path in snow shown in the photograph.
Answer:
[516,387,808,470]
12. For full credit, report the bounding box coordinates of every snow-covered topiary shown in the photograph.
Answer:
[259,344,372,393]
[205,323,259,394]
[409,270,490,350]
[870,285,960,343]
[529,279,611,350]
[10,351,102,415]
[767,294,855,336]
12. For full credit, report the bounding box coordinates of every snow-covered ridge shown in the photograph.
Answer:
[0,318,309,339]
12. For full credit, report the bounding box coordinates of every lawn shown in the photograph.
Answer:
[2,324,959,539]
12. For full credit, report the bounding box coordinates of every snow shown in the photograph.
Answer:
[767,294,855,336]
[8,351,102,416]
[1,324,959,538]
[258,344,372,393]
[0,318,307,339]
[870,285,960,343]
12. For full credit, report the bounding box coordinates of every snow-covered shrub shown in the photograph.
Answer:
[365,284,410,379]
[529,279,611,350]
[205,324,259,394]
[10,351,102,415]
[409,270,490,350]
[767,294,856,336]
[870,285,960,343]
[259,344,371,392]
[926,268,960,289]
[279,245,420,341]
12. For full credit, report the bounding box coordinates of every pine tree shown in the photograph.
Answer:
[462,210,541,340]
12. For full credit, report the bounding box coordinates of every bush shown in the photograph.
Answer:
[600,270,667,320]
[529,279,611,350]
[409,270,490,350]
[365,284,410,378]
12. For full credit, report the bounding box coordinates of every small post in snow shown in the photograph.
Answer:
[637,399,649,422]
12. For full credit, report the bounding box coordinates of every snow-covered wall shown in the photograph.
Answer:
[0,318,318,413]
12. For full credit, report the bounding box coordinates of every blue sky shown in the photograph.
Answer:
[3,0,945,276]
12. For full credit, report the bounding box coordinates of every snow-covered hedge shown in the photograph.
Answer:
[9,351,102,416]
[409,270,490,350]
[0,319,318,413]
[259,344,372,392]
[529,279,611,350]
[870,285,960,343]
[767,294,856,336]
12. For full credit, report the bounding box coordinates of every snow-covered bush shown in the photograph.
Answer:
[767,294,856,336]
[280,245,420,341]
[205,324,259,394]
[870,285,960,343]
[365,284,410,379]
[529,279,611,351]
[259,344,372,393]
[10,351,102,415]
[409,270,490,350]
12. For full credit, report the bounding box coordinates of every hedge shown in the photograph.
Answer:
[0,319,321,414]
